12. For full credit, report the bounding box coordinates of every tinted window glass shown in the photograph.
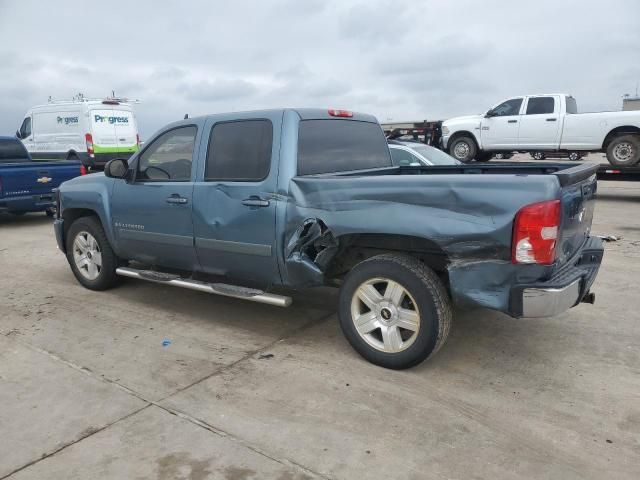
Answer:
[206,120,272,181]
[20,117,31,138]
[404,144,461,165]
[566,96,577,114]
[0,139,30,162]
[526,97,555,115]
[492,98,523,116]
[389,146,415,166]
[298,120,391,175]
[137,126,196,181]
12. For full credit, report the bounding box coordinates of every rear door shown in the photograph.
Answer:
[518,96,561,149]
[112,109,138,158]
[89,107,119,156]
[192,112,282,286]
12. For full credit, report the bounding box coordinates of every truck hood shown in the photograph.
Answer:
[442,114,483,129]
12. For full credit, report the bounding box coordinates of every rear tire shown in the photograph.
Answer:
[65,216,120,290]
[67,152,79,160]
[338,253,452,369]
[606,135,640,166]
[448,136,477,163]
[568,152,582,161]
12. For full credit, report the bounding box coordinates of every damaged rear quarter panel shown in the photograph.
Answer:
[282,172,559,313]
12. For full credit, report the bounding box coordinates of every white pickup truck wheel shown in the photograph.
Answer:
[448,136,477,163]
[607,135,640,166]
[338,253,452,369]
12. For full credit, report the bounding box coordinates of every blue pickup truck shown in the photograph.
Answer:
[53,109,603,369]
[0,136,84,216]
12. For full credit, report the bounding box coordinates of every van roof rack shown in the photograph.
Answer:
[46,93,140,105]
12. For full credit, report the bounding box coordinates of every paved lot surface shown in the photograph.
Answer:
[1,163,639,479]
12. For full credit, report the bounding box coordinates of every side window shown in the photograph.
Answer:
[137,126,196,181]
[20,117,31,138]
[526,97,555,115]
[492,98,523,117]
[206,120,272,181]
[390,147,414,166]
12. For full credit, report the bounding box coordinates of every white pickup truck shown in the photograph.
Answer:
[441,94,640,166]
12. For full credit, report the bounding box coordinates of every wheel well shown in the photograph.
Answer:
[602,126,640,150]
[66,150,79,160]
[62,208,99,239]
[447,131,481,155]
[326,233,449,284]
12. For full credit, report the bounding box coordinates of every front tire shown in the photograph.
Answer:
[65,216,120,290]
[531,151,546,160]
[607,135,640,166]
[448,135,477,163]
[338,253,452,369]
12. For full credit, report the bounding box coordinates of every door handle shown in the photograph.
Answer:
[546,118,557,122]
[507,120,518,123]
[242,196,270,207]
[166,195,188,205]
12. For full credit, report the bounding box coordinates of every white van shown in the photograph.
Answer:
[16,98,140,169]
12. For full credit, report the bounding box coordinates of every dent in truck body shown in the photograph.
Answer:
[281,172,561,314]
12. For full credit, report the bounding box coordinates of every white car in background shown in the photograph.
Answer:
[388,140,461,166]
[442,94,640,166]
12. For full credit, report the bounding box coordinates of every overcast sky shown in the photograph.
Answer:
[0,0,638,139]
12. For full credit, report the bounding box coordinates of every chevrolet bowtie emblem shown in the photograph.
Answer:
[37,176,52,184]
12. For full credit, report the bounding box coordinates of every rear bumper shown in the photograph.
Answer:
[509,236,604,318]
[54,218,66,252]
[0,193,55,213]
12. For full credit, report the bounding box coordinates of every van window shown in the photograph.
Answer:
[19,117,31,138]
[137,126,196,181]
[205,120,272,181]
[297,120,391,175]
[526,97,555,115]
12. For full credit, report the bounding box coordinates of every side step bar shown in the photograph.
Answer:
[115,267,292,307]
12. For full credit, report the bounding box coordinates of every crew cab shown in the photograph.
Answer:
[0,136,84,216]
[53,108,603,369]
[442,94,640,166]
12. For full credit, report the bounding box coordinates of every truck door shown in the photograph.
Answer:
[517,96,561,149]
[110,125,199,271]
[480,97,523,149]
[192,112,282,287]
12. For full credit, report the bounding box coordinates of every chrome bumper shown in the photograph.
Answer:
[521,279,582,318]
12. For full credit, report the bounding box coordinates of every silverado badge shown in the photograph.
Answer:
[37,176,52,184]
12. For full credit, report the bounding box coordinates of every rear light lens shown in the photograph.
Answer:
[512,199,561,265]
[85,133,94,157]
[136,133,140,146]
[328,109,353,118]
[80,165,87,175]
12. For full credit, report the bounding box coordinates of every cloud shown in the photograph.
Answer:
[0,0,638,138]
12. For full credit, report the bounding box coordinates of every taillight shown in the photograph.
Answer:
[85,133,94,157]
[328,109,353,118]
[80,165,87,175]
[136,133,140,146]
[512,199,561,265]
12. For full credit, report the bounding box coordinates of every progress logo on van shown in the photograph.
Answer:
[94,114,129,124]
[57,116,79,125]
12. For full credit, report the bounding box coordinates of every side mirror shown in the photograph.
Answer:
[484,110,495,118]
[15,130,22,139]
[104,158,129,179]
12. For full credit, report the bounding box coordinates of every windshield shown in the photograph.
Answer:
[0,138,30,162]
[402,143,460,165]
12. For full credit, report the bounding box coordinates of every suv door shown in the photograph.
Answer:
[110,125,199,270]
[481,97,523,149]
[192,113,282,286]
[517,95,561,149]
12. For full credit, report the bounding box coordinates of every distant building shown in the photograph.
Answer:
[622,96,640,111]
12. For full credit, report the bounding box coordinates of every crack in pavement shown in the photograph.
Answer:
[2,311,336,479]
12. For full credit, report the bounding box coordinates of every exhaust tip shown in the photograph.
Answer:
[581,292,596,305]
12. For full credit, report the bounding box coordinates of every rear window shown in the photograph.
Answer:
[297,120,391,175]
[0,139,30,163]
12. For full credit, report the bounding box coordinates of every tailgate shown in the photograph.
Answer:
[0,162,82,197]
[554,163,599,264]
